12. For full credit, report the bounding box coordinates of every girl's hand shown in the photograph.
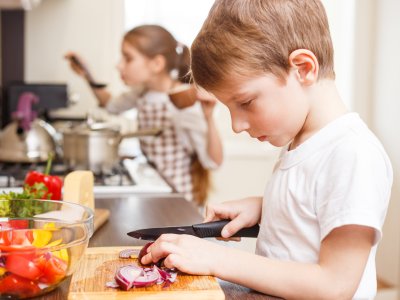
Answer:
[196,88,217,120]
[64,51,89,78]
[200,98,216,120]
[205,197,262,238]
[140,234,224,275]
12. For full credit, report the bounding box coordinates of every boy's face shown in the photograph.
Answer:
[213,73,310,147]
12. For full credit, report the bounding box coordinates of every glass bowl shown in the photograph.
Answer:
[0,199,93,299]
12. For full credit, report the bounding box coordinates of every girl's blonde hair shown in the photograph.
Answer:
[191,0,335,91]
[124,25,191,83]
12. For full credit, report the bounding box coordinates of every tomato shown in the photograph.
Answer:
[8,220,29,229]
[5,254,42,280]
[0,244,36,258]
[37,254,67,284]
[0,221,33,246]
[0,274,40,298]
[1,229,33,247]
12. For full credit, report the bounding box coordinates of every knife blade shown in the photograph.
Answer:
[127,220,260,240]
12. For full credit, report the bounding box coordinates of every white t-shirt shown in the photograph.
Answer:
[256,113,393,300]
[106,89,218,170]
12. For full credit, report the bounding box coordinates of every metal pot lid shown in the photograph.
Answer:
[62,122,120,136]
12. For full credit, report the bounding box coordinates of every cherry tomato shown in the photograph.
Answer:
[8,220,29,229]
[0,221,33,246]
[0,274,40,298]
[5,254,42,280]
[1,229,33,247]
[37,255,67,284]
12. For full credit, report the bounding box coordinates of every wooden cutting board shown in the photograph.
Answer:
[93,208,110,232]
[69,247,225,300]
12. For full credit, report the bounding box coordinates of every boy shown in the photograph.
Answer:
[141,1,393,299]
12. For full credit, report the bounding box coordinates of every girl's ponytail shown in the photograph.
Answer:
[174,42,191,84]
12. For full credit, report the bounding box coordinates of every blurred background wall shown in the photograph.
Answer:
[1,0,398,297]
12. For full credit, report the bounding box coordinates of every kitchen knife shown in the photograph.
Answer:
[127,220,260,240]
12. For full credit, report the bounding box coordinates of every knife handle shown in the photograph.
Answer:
[192,220,259,238]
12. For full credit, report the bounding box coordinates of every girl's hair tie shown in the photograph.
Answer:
[175,42,184,55]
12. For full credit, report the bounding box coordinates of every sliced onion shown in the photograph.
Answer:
[115,265,143,291]
[119,248,140,259]
[111,243,178,290]
[112,264,178,290]
[132,269,160,287]
[105,280,120,288]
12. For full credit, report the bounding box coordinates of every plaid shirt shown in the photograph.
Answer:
[107,89,219,201]
[137,93,193,201]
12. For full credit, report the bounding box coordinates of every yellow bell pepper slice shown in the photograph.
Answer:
[52,246,69,262]
[32,222,57,247]
[32,230,52,247]
[46,239,63,247]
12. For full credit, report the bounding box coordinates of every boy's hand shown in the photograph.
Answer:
[204,197,262,238]
[140,234,223,275]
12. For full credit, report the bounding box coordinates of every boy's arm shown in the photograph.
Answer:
[142,224,373,300]
[216,224,374,300]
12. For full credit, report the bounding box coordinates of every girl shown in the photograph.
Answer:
[140,1,393,299]
[66,25,223,205]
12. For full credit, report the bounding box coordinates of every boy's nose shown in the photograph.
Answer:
[231,114,250,134]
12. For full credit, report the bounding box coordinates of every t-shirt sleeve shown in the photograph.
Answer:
[105,88,141,114]
[171,103,219,170]
[315,140,392,245]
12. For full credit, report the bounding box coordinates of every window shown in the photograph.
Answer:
[125,0,356,108]
[124,0,215,47]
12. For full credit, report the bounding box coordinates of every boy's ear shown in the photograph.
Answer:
[288,49,319,85]
[149,54,167,73]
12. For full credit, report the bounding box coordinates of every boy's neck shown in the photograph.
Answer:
[290,79,348,150]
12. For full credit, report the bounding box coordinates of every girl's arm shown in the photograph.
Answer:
[90,86,112,108]
[65,51,112,107]
[202,101,223,166]
[142,224,374,300]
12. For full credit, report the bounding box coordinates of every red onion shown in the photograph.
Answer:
[119,248,140,259]
[114,265,143,290]
[112,264,178,290]
[109,244,178,290]
[138,242,153,265]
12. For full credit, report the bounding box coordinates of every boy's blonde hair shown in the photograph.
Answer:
[191,0,335,91]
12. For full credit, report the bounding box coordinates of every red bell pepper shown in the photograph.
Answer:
[24,154,63,200]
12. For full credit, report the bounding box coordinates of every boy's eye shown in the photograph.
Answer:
[240,99,254,108]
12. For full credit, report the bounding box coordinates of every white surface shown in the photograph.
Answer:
[0,158,172,198]
[371,0,400,288]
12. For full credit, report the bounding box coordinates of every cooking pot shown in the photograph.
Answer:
[0,118,60,163]
[62,122,162,174]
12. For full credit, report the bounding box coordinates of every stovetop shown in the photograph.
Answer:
[0,160,133,187]
[0,156,173,197]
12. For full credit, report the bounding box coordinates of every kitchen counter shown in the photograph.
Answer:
[36,196,280,300]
